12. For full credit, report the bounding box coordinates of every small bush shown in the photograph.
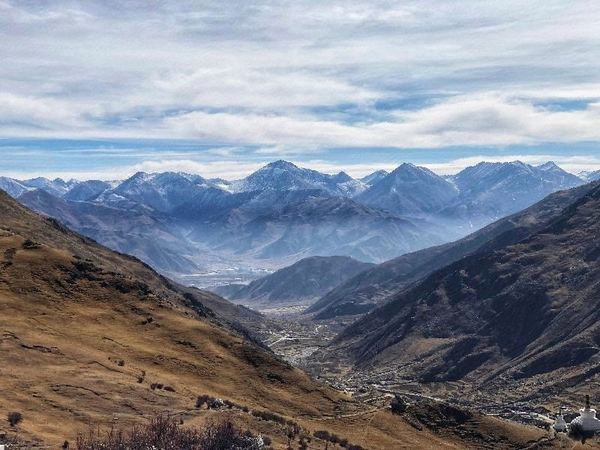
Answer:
[76,416,264,449]
[22,239,40,249]
[196,394,212,408]
[313,430,330,440]
[7,411,23,427]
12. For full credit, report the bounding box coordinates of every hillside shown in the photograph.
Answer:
[307,182,598,319]
[218,256,373,308]
[0,189,554,449]
[327,182,600,406]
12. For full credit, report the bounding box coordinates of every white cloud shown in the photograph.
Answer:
[159,94,600,148]
[1,0,600,154]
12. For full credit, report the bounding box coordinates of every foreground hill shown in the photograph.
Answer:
[328,182,600,405]
[217,256,373,309]
[307,182,598,319]
[0,189,552,449]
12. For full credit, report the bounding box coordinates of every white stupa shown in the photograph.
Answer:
[570,395,600,432]
[553,408,567,432]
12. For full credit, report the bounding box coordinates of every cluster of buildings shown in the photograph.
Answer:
[553,395,600,434]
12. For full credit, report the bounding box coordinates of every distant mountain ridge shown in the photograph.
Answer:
[307,181,598,319]
[1,159,585,287]
[216,256,374,308]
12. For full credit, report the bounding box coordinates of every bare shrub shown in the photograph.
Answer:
[76,415,264,449]
[7,411,23,427]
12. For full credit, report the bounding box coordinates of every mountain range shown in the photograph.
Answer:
[1,160,584,289]
[307,181,598,319]
[323,180,600,404]
[216,255,374,308]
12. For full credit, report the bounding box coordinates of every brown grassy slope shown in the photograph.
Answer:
[0,190,555,449]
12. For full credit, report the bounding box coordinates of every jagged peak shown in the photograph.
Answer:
[537,161,561,171]
[263,160,299,170]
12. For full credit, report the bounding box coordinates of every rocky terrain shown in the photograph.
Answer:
[314,182,600,417]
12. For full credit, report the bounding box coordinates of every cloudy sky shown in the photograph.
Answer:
[1,0,600,179]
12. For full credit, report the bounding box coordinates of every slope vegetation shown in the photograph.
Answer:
[330,182,600,404]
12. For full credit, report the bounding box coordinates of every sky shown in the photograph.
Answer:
[1,0,600,180]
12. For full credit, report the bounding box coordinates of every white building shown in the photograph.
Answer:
[570,395,600,432]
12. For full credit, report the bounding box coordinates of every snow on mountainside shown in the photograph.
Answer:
[63,180,112,201]
[21,177,77,197]
[360,170,388,186]
[443,160,584,226]
[0,159,588,289]
[0,177,30,198]
[231,160,366,197]
[106,171,213,211]
[579,169,600,182]
[357,163,459,215]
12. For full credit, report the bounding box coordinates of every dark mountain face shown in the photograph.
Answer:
[306,182,598,320]
[330,182,600,401]
[220,256,374,308]
[357,163,459,216]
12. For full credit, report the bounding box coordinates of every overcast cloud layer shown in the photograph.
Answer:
[1,1,599,177]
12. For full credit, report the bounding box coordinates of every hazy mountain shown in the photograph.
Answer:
[329,181,600,401]
[219,256,374,308]
[21,176,77,197]
[307,182,598,319]
[19,189,199,275]
[105,171,212,212]
[232,160,366,197]
[184,190,445,264]
[360,170,388,186]
[3,159,585,288]
[357,163,459,215]
[63,179,112,201]
[0,176,30,198]
[443,161,584,226]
